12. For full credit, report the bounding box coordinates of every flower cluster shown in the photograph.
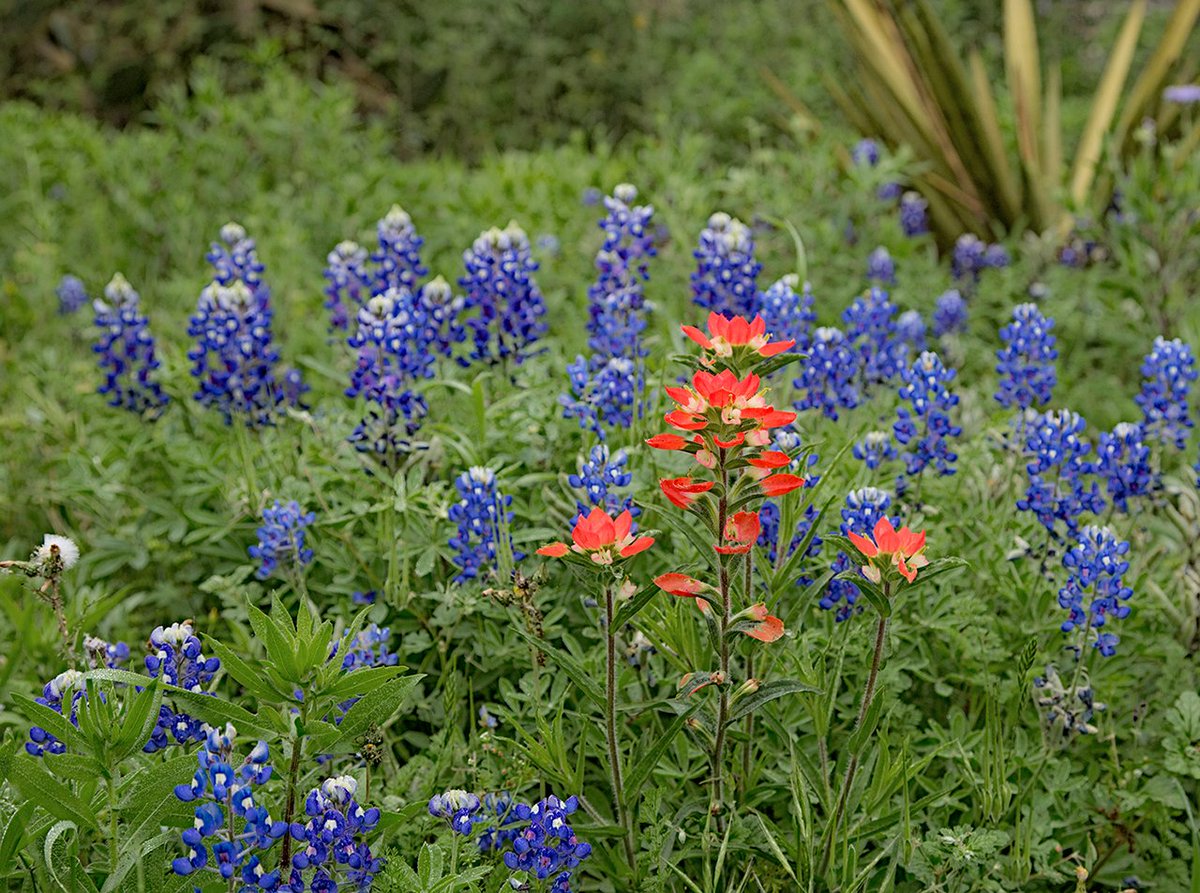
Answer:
[345,291,436,466]
[853,431,897,470]
[951,234,1009,285]
[848,517,929,585]
[374,204,429,294]
[144,621,222,752]
[852,139,880,167]
[821,488,895,622]
[249,501,315,580]
[171,726,287,886]
[289,775,383,890]
[1058,526,1133,656]
[932,290,968,337]
[844,286,906,387]
[1136,336,1197,449]
[322,240,372,331]
[795,327,861,420]
[899,191,929,237]
[26,670,86,757]
[91,273,170,418]
[1033,664,1105,741]
[340,624,399,672]
[897,310,926,355]
[995,303,1058,410]
[207,222,266,288]
[537,507,653,565]
[57,274,88,314]
[866,246,896,285]
[460,222,548,366]
[449,467,522,583]
[690,212,761,317]
[1097,423,1154,513]
[758,274,815,354]
[568,445,637,519]
[894,351,961,477]
[1017,410,1103,537]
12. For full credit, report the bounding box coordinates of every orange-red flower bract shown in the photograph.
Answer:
[744,610,785,642]
[660,477,714,509]
[760,473,806,497]
[681,312,795,359]
[646,433,688,450]
[653,573,710,597]
[714,511,761,554]
[537,507,654,565]
[848,517,928,584]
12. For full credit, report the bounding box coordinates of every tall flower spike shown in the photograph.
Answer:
[1136,336,1197,449]
[932,290,968,337]
[1058,526,1133,656]
[899,191,929,237]
[91,274,170,418]
[865,246,896,285]
[460,222,548,366]
[690,212,761,317]
[1017,409,1103,537]
[952,234,1009,286]
[374,204,428,294]
[207,222,266,289]
[853,431,897,470]
[449,467,522,583]
[894,351,962,477]
[1097,423,1154,514]
[322,240,371,332]
[995,303,1058,410]
[144,621,221,752]
[249,500,315,580]
[57,274,88,315]
[847,517,928,585]
[844,286,906,387]
[758,274,816,354]
[896,310,926,355]
[568,446,637,519]
[795,326,861,420]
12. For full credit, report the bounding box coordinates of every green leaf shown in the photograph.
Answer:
[751,811,798,881]
[204,637,291,702]
[312,675,421,750]
[728,679,820,724]
[833,569,891,617]
[512,628,603,708]
[0,801,34,869]
[848,689,888,755]
[100,828,177,893]
[7,757,98,830]
[248,601,300,679]
[624,705,698,803]
[321,664,410,701]
[162,686,277,739]
[611,582,660,631]
[10,693,88,753]
[114,678,163,760]
[119,752,198,833]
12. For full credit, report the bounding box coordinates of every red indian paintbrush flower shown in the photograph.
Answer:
[537,507,654,565]
[653,573,711,598]
[681,312,795,359]
[659,476,714,509]
[847,517,928,584]
[742,604,785,642]
[760,473,806,497]
[714,511,761,554]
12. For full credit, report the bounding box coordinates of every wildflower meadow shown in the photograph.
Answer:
[2,4,1200,892]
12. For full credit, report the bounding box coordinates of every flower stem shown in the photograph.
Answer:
[106,773,119,875]
[711,456,732,823]
[279,703,308,869]
[823,605,889,875]
[740,551,754,797]
[604,585,638,872]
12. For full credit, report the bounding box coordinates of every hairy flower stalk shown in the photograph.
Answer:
[537,508,653,871]
[1,534,81,662]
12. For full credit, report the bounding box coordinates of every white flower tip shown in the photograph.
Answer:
[37,535,79,571]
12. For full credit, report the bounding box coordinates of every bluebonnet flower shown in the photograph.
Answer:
[322,240,371,332]
[429,790,484,836]
[352,590,377,606]
[188,280,289,427]
[821,488,896,622]
[952,234,1009,285]
[866,246,896,285]
[449,467,523,583]
[691,212,761,317]
[57,274,88,314]
[83,634,131,669]
[932,290,968,337]
[899,191,929,237]
[568,445,636,520]
[581,187,603,206]
[340,624,399,671]
[91,274,170,418]
[844,286,906,387]
[877,181,903,201]
[563,185,655,437]
[1058,526,1133,656]
[1097,423,1154,513]
[345,292,433,467]
[995,303,1058,410]
[536,233,561,256]
[1017,410,1104,537]
[894,351,962,477]
[493,794,591,893]
[374,205,428,294]
[460,222,548,366]
[759,274,816,354]
[288,774,383,890]
[207,222,266,289]
[249,501,315,580]
[852,139,880,166]
[560,356,639,438]
[1033,664,1105,740]
[757,435,823,585]
[172,724,288,885]
[1136,336,1198,449]
[896,309,926,354]
[1164,84,1200,104]
[853,431,897,470]
[144,621,222,752]
[26,670,87,756]
[795,327,860,420]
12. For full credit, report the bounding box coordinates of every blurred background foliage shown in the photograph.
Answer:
[3,0,1196,162]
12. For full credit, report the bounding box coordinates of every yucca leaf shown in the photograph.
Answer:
[1115,0,1200,142]
[968,50,1023,223]
[1070,0,1145,208]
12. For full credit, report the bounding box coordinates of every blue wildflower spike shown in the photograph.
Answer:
[91,274,170,418]
[691,212,761,317]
